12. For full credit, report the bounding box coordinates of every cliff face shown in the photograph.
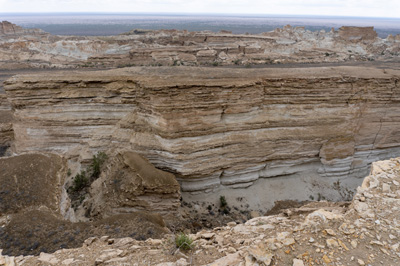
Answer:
[4,66,400,208]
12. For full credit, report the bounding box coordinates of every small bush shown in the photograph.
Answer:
[72,171,88,192]
[89,152,108,179]
[220,196,227,208]
[175,233,194,250]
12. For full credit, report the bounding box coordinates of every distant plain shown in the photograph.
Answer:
[1,13,400,37]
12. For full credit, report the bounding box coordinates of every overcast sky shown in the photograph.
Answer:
[0,0,399,18]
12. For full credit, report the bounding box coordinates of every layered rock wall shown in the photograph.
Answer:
[4,66,400,206]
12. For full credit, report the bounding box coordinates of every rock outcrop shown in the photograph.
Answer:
[4,66,400,210]
[3,157,400,265]
[0,94,13,156]
[0,153,171,256]
[338,26,378,41]
[0,21,46,37]
[85,151,181,218]
[0,153,66,215]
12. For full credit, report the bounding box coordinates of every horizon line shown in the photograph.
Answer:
[1,12,400,20]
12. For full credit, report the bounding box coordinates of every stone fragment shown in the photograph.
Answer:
[62,258,76,265]
[338,239,349,251]
[84,237,98,247]
[114,237,134,248]
[98,249,123,262]
[249,211,261,219]
[201,233,216,240]
[146,238,163,245]
[305,209,343,224]
[391,243,399,252]
[382,183,391,192]
[277,232,291,241]
[357,259,365,265]
[247,243,274,265]
[38,253,59,265]
[100,236,110,242]
[227,247,237,253]
[325,229,336,236]
[282,238,296,246]
[326,239,339,248]
[322,255,331,263]
[293,259,305,266]
[215,235,224,246]
[353,201,375,218]
[208,252,242,266]
[175,258,189,266]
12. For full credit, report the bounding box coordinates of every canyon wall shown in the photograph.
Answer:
[4,66,400,209]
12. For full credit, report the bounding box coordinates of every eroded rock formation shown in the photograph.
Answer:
[86,151,181,218]
[1,22,399,70]
[4,66,400,210]
[0,21,46,37]
[3,157,400,265]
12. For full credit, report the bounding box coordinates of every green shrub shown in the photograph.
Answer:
[72,170,88,192]
[175,233,194,250]
[90,152,108,179]
[68,152,107,194]
[220,196,227,208]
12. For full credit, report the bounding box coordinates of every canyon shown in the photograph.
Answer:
[1,21,400,264]
[4,66,400,212]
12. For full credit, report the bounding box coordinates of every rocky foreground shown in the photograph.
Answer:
[1,157,399,265]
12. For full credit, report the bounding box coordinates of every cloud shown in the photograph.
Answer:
[0,0,399,18]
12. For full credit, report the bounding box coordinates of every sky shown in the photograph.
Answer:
[0,0,399,18]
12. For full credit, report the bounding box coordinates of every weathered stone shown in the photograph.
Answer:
[293,259,305,266]
[247,243,274,265]
[325,229,336,236]
[282,238,296,246]
[326,239,339,248]
[38,253,59,265]
[357,258,365,265]
[201,233,216,240]
[208,252,242,266]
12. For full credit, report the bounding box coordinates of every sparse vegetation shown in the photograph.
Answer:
[175,233,194,250]
[68,152,107,197]
[219,196,227,208]
[72,170,88,192]
[89,152,108,180]
[219,196,230,214]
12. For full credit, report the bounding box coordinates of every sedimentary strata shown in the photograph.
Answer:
[4,66,400,210]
